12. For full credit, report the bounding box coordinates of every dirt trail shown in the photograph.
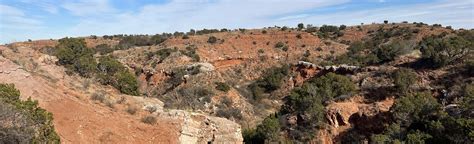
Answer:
[212,59,244,70]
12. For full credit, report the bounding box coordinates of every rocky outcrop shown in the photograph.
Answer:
[297,61,360,73]
[38,54,58,65]
[160,110,243,144]
[187,62,215,72]
[326,108,347,128]
[1,52,244,143]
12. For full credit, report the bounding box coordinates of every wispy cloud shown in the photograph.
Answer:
[67,0,351,36]
[278,14,311,21]
[61,0,116,16]
[19,0,59,14]
[0,4,42,30]
[295,0,474,28]
[1,0,473,44]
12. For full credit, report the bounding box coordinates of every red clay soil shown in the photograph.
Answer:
[0,53,180,143]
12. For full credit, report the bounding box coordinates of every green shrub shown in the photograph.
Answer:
[407,130,432,144]
[55,37,93,65]
[207,36,218,44]
[339,25,347,30]
[461,84,474,111]
[117,35,152,49]
[319,25,339,33]
[126,106,138,115]
[141,115,157,124]
[419,34,472,68]
[370,134,391,144]
[296,34,302,39]
[180,46,200,62]
[95,44,114,55]
[465,60,474,76]
[375,41,410,63]
[98,56,125,75]
[90,92,106,102]
[249,65,289,101]
[243,128,263,144]
[167,86,214,109]
[216,108,242,120]
[392,68,417,95]
[114,71,139,96]
[73,56,97,78]
[391,92,442,126]
[0,83,20,103]
[97,56,126,85]
[95,56,139,96]
[282,86,326,124]
[251,72,357,142]
[307,72,356,101]
[54,37,97,77]
[274,42,287,51]
[0,83,60,143]
[195,29,219,35]
[297,23,304,30]
[335,40,412,66]
[372,91,473,143]
[151,34,168,44]
[215,82,231,92]
[250,114,281,143]
[182,35,189,39]
[157,48,176,59]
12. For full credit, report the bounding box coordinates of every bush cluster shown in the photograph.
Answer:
[419,31,473,68]
[95,44,114,55]
[334,39,413,66]
[55,37,96,77]
[392,68,417,95]
[161,86,213,109]
[317,25,344,39]
[54,38,139,95]
[147,48,178,64]
[246,73,357,142]
[215,82,231,92]
[274,42,289,51]
[207,36,218,44]
[0,83,60,143]
[370,91,473,143]
[249,65,289,101]
[180,46,200,62]
[116,34,170,49]
[97,56,139,95]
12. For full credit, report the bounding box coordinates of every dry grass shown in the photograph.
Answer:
[126,106,138,115]
[141,115,157,125]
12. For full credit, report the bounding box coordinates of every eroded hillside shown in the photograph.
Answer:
[1,22,472,143]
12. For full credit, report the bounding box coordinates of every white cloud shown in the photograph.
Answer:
[61,0,116,16]
[0,5,25,16]
[66,0,473,38]
[0,5,42,29]
[0,4,45,43]
[295,0,474,28]
[67,0,350,36]
[2,0,474,44]
[19,0,59,14]
[278,14,310,21]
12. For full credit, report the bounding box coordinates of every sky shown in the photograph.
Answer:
[0,0,473,44]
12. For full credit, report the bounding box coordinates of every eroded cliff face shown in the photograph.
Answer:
[0,45,243,143]
[320,96,394,144]
[169,110,243,143]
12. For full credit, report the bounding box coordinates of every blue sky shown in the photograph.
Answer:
[0,0,473,44]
